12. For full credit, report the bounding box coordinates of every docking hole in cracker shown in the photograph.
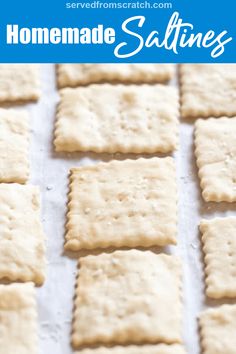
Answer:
[180,64,236,119]
[65,157,177,251]
[195,117,236,202]
[0,108,29,183]
[54,84,179,154]
[0,184,46,285]
[0,64,40,102]
[57,64,175,87]
[72,250,182,348]
[0,282,38,354]
[200,217,236,299]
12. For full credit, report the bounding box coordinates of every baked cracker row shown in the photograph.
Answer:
[57,64,175,87]
[54,84,179,154]
[72,250,183,348]
[180,64,236,119]
[65,157,177,251]
[75,344,186,354]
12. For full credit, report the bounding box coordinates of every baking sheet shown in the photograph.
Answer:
[19,64,236,354]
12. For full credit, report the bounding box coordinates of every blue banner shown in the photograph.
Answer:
[0,0,235,62]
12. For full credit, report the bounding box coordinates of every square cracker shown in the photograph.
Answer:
[199,304,236,354]
[75,344,186,354]
[65,157,177,251]
[0,64,40,102]
[72,250,182,348]
[54,84,179,154]
[0,184,46,285]
[180,64,236,118]
[0,282,37,354]
[195,117,236,202]
[0,108,29,183]
[200,217,236,299]
[57,64,175,87]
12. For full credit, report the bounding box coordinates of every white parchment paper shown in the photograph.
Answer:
[20,64,236,354]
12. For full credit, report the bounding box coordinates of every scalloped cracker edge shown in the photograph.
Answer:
[75,344,186,354]
[57,64,175,87]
